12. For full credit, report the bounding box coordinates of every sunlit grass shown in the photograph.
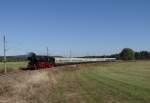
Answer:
[0,61,150,103]
[0,62,27,73]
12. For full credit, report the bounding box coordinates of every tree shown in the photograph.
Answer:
[140,51,150,60]
[120,48,135,60]
[135,52,141,60]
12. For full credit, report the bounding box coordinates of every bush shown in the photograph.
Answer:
[120,48,135,60]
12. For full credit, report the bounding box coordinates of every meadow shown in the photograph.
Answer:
[0,62,27,73]
[0,61,150,103]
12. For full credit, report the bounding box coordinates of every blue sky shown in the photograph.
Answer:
[0,0,150,56]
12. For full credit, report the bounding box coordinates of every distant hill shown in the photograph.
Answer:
[0,55,28,62]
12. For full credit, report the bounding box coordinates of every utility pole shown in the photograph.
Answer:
[4,35,7,74]
[69,50,72,58]
[46,47,49,61]
[69,50,73,62]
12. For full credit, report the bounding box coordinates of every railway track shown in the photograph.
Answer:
[0,61,115,78]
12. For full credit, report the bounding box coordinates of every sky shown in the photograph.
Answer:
[0,0,150,56]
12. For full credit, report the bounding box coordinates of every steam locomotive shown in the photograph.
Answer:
[27,53,55,70]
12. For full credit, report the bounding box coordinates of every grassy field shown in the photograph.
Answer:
[50,61,150,103]
[0,62,27,73]
[0,61,150,103]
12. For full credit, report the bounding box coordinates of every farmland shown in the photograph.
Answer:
[0,61,150,103]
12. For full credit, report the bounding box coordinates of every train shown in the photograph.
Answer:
[27,53,55,70]
[26,52,116,70]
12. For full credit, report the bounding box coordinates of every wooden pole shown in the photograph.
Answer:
[47,47,49,61]
[4,35,7,74]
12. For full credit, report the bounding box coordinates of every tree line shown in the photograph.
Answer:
[0,55,27,62]
[83,48,150,61]
[111,48,150,60]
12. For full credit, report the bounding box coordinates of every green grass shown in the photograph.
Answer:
[0,61,150,103]
[0,62,27,73]
[50,61,150,103]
